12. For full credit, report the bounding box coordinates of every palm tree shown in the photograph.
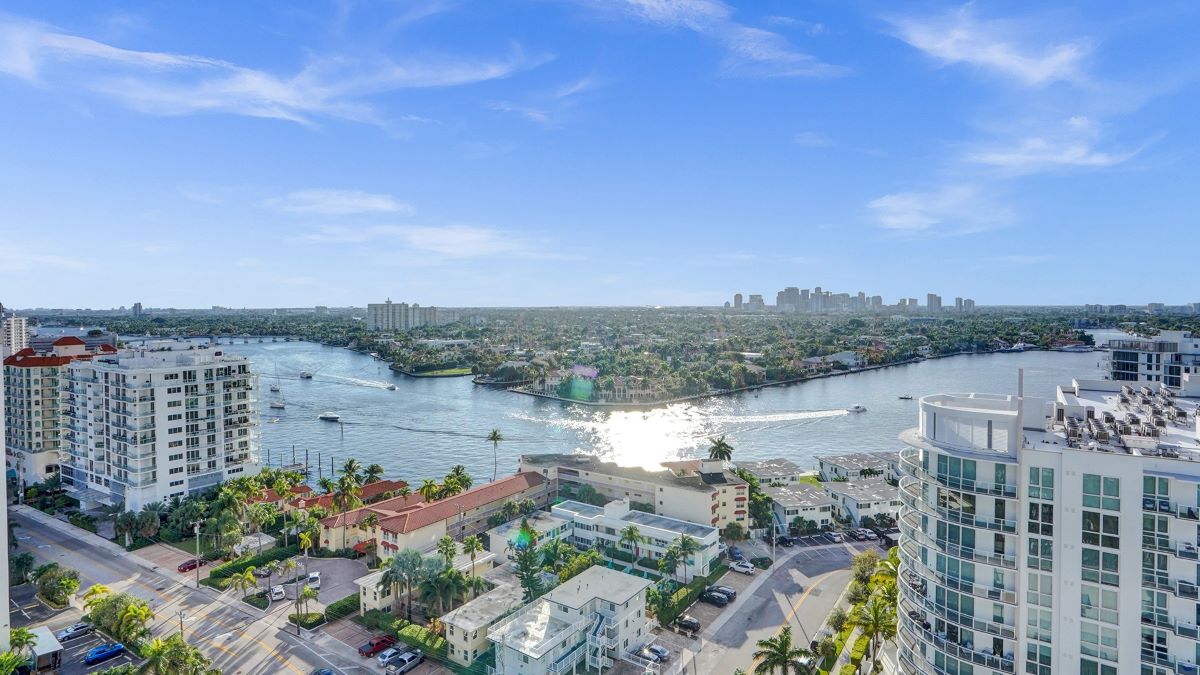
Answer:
[115,511,138,548]
[262,560,280,590]
[752,626,816,674]
[334,475,363,550]
[297,585,318,615]
[379,549,424,621]
[657,547,680,586]
[0,652,27,674]
[230,568,258,599]
[447,465,472,490]
[138,637,171,674]
[317,476,336,495]
[619,524,645,567]
[298,532,313,580]
[674,534,701,581]
[280,558,298,586]
[363,463,385,484]
[341,458,363,484]
[462,535,484,579]
[437,535,458,565]
[397,485,412,500]
[82,583,111,613]
[9,627,36,660]
[851,596,898,671]
[708,435,734,462]
[486,429,503,482]
[418,479,440,502]
[118,603,155,644]
[272,475,296,546]
[358,512,381,566]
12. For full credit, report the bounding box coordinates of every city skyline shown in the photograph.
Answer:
[2,2,1199,307]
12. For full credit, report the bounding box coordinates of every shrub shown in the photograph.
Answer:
[208,545,298,579]
[98,665,138,675]
[828,606,848,633]
[396,622,448,657]
[839,665,858,675]
[750,556,772,569]
[847,581,870,605]
[360,609,394,631]
[288,612,326,630]
[849,634,870,665]
[324,594,361,621]
[242,593,269,610]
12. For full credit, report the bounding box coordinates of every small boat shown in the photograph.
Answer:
[386,384,397,391]
[898,395,913,400]
[318,412,341,422]
[847,404,867,413]
[269,400,285,409]
[270,384,280,392]
[299,371,313,379]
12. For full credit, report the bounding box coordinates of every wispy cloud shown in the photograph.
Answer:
[0,244,90,273]
[964,115,1154,174]
[591,1,844,78]
[487,100,552,125]
[867,185,1012,235]
[262,189,414,216]
[299,224,565,259]
[792,131,832,147]
[488,74,602,125]
[885,6,1089,86]
[765,16,826,36]
[0,13,548,127]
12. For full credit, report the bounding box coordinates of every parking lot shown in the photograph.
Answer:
[138,542,213,581]
[58,629,139,675]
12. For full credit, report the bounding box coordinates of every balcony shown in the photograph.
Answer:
[899,448,1016,498]
[900,583,1016,640]
[898,599,1014,672]
[1144,497,1200,521]
[899,511,1017,569]
[900,479,1017,533]
[899,559,1017,606]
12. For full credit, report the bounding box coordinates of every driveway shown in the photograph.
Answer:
[139,542,213,581]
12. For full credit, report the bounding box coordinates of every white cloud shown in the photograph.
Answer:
[867,185,1012,235]
[299,224,562,259]
[262,189,414,216]
[967,137,1137,171]
[487,100,552,125]
[792,131,832,147]
[594,0,844,78]
[885,7,1089,86]
[0,14,548,126]
[0,245,90,273]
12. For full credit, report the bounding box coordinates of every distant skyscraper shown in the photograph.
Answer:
[964,298,975,311]
[2,316,28,353]
[368,299,458,331]
[926,293,942,312]
[132,302,143,317]
[733,294,743,311]
[747,294,765,311]
[955,297,963,311]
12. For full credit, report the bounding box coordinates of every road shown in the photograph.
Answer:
[10,506,365,675]
[693,540,867,673]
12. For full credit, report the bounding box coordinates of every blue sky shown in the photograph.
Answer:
[2,1,1197,308]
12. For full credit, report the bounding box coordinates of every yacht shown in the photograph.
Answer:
[898,395,913,400]
[386,384,397,391]
[270,384,280,392]
[269,400,285,409]
[299,371,313,379]
[847,404,867,413]
[318,412,340,422]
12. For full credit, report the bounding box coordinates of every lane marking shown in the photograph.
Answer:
[746,569,839,671]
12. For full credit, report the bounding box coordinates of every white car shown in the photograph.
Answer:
[306,571,321,589]
[731,560,755,575]
[827,532,845,543]
[269,585,286,601]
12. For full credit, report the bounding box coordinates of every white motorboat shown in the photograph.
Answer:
[847,404,868,413]
[318,412,341,422]
[299,371,313,379]
[270,384,280,392]
[269,400,285,409]
[386,384,397,391]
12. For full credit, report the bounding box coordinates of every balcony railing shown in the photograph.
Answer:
[899,448,1016,498]
[899,511,1017,569]
[898,599,1014,672]
[900,583,1016,640]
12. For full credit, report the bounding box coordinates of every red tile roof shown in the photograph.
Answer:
[378,472,546,536]
[288,479,408,511]
[52,336,86,346]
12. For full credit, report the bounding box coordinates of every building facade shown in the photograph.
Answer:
[1106,331,1200,389]
[488,566,653,675]
[2,316,28,354]
[61,348,261,510]
[897,377,1200,675]
[366,299,458,331]
[3,338,115,485]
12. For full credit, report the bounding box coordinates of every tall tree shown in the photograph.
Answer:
[619,525,646,566]
[437,536,458,565]
[418,479,440,502]
[8,627,36,660]
[379,549,423,621]
[340,458,363,484]
[708,435,734,462]
[674,534,701,581]
[851,596,898,671]
[751,626,816,675]
[461,535,484,580]
[362,463,385,485]
[447,465,472,490]
[486,429,503,482]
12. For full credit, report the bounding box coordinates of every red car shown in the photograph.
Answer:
[176,558,206,573]
[358,635,396,657]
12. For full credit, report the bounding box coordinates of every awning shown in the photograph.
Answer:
[352,539,376,554]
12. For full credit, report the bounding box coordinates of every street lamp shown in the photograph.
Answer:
[192,521,202,589]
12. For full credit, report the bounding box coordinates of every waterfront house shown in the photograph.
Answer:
[763,484,837,531]
[735,457,805,486]
[815,451,899,481]
[821,478,900,526]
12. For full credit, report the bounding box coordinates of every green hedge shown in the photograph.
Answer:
[839,665,858,675]
[324,593,361,621]
[242,593,269,610]
[396,623,447,658]
[208,545,299,579]
[360,609,393,631]
[289,612,326,630]
[849,634,869,666]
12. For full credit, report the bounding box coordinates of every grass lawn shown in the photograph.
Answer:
[798,474,823,487]
[168,537,222,558]
[413,367,472,377]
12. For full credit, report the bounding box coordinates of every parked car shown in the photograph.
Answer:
[270,585,286,601]
[730,560,756,575]
[645,644,670,662]
[847,530,864,541]
[307,571,321,589]
[253,567,273,578]
[728,545,745,561]
[376,647,404,667]
[699,591,729,607]
[676,615,701,633]
[358,635,396,657]
[83,643,126,666]
[176,558,205,573]
[778,536,794,547]
[384,648,424,674]
[826,532,844,543]
[55,623,92,641]
[311,670,335,675]
[707,585,737,600]
[638,645,669,663]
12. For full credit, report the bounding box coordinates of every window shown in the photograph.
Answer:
[1080,621,1118,661]
[1028,467,1054,499]
[1028,502,1053,536]
[1080,659,1116,675]
[1081,584,1119,624]
[1026,607,1052,642]
[1083,474,1121,510]
[1026,642,1052,675]
[1082,511,1119,548]
[1081,547,1119,586]
[1027,537,1053,571]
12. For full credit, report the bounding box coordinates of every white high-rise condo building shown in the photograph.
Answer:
[367,299,458,331]
[62,347,261,510]
[1107,331,1200,388]
[897,371,1200,675]
[2,315,28,353]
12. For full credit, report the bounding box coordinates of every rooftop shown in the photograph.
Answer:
[763,483,837,508]
[377,472,546,536]
[545,565,651,610]
[815,451,897,471]
[521,453,745,493]
[823,478,898,503]
[553,499,718,539]
[489,598,575,659]
[442,582,525,632]
[735,458,803,479]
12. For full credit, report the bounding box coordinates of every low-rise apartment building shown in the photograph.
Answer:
[442,583,525,667]
[821,478,900,526]
[485,511,572,558]
[816,451,899,481]
[519,453,749,528]
[488,566,653,675]
[735,457,806,486]
[763,483,837,531]
[553,499,721,582]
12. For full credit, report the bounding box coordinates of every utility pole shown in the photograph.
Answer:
[178,610,186,640]
[193,521,202,589]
